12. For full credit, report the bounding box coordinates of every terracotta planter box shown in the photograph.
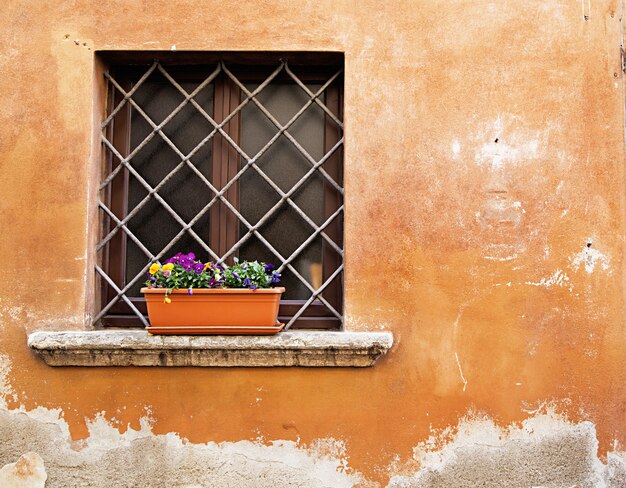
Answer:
[141,287,285,335]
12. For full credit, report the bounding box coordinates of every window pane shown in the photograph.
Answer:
[125,78,214,295]
[239,83,324,300]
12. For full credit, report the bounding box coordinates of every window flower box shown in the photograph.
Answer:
[142,253,284,335]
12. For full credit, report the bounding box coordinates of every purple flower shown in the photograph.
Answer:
[188,288,193,295]
[194,263,204,274]
[242,278,257,290]
[271,273,281,283]
[232,271,239,279]
[264,263,275,273]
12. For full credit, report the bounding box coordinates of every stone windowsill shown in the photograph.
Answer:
[27,330,393,367]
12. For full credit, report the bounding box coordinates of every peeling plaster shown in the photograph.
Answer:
[0,407,363,488]
[0,354,363,487]
[389,409,626,488]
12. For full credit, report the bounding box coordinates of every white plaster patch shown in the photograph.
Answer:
[0,297,83,331]
[475,139,539,170]
[525,269,572,290]
[389,408,614,487]
[569,242,611,274]
[471,115,549,172]
[0,353,16,405]
[482,252,519,262]
[0,302,25,323]
[343,314,390,332]
[451,140,461,156]
[84,413,156,452]
[308,438,353,474]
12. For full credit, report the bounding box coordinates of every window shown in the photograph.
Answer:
[95,52,344,330]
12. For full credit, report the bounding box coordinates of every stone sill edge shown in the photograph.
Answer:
[28,330,393,368]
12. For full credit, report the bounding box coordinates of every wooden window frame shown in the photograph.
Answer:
[99,52,344,330]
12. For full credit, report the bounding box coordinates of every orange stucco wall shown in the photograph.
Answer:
[1,0,626,485]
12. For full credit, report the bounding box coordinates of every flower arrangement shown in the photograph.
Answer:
[145,252,281,303]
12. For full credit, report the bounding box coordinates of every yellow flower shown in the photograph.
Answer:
[204,263,212,270]
[163,295,171,304]
[162,263,174,272]
[149,263,160,275]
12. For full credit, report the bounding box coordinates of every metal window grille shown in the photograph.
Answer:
[96,54,344,330]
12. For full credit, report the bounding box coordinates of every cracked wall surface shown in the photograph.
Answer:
[1,0,626,486]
